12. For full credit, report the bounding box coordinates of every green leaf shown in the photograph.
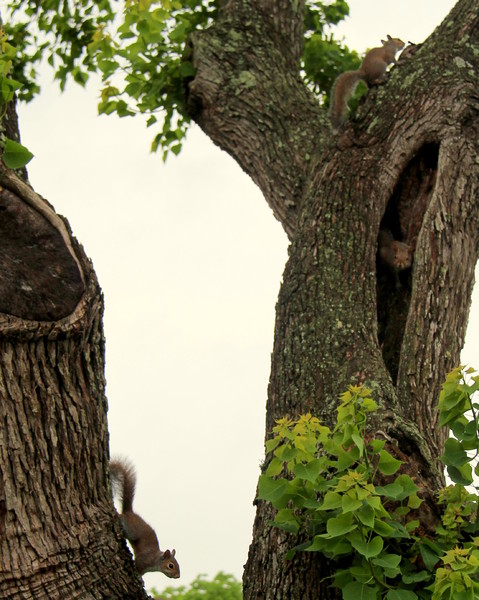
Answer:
[356,504,375,528]
[293,459,323,483]
[447,462,473,486]
[307,535,351,557]
[265,457,283,477]
[275,508,299,534]
[365,495,385,513]
[407,494,423,509]
[349,533,383,558]
[257,475,288,504]
[342,494,363,513]
[441,438,468,467]
[380,520,410,539]
[343,581,378,600]
[369,439,386,453]
[401,571,431,584]
[2,138,34,169]
[318,491,343,510]
[361,397,379,413]
[419,542,441,571]
[170,143,182,156]
[0,77,23,104]
[386,590,418,600]
[375,482,404,500]
[350,564,374,583]
[281,446,298,462]
[98,99,117,115]
[326,513,357,537]
[405,519,420,532]
[373,520,397,538]
[179,60,195,77]
[337,447,359,470]
[378,450,402,475]
[352,431,365,453]
[372,553,401,570]
[391,475,419,500]
[463,419,479,439]
[451,419,467,440]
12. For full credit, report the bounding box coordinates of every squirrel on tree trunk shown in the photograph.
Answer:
[110,458,180,578]
[329,35,405,127]
[378,229,412,288]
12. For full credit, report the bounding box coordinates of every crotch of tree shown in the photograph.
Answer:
[376,143,439,384]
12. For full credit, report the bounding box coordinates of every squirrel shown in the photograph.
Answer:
[329,35,405,127]
[378,229,412,287]
[110,459,180,578]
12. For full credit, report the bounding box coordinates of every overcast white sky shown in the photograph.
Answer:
[7,0,473,592]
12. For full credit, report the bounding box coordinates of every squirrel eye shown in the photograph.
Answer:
[169,563,174,569]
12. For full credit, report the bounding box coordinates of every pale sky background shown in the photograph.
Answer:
[3,0,472,592]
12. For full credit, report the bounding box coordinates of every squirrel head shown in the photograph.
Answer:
[382,35,405,51]
[160,549,180,579]
[391,241,412,270]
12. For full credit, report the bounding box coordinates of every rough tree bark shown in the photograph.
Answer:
[0,101,148,598]
[186,0,479,598]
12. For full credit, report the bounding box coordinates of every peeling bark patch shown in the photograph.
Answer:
[0,190,84,321]
[377,143,439,382]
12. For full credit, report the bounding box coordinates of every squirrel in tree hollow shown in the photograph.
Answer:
[329,35,405,127]
[378,229,412,287]
[110,459,180,578]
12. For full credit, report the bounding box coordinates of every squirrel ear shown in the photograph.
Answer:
[163,549,171,558]
[387,34,392,40]
[171,549,176,557]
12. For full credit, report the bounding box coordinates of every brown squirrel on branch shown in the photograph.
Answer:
[330,35,405,127]
[110,459,180,578]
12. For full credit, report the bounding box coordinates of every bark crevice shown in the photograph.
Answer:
[377,143,439,383]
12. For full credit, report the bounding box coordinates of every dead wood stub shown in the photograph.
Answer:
[0,189,84,321]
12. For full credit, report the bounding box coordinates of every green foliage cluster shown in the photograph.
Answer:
[4,0,117,100]
[1,0,358,159]
[87,0,218,159]
[4,0,218,159]
[150,572,241,600]
[439,367,479,487]
[258,366,479,599]
[0,29,33,167]
[303,0,360,100]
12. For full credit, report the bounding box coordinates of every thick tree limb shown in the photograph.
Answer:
[188,0,325,238]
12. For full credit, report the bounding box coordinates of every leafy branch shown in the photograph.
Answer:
[258,368,479,600]
[2,0,359,159]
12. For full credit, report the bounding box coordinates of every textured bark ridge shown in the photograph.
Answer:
[0,115,147,597]
[187,0,479,597]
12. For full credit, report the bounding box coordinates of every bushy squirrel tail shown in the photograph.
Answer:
[110,458,136,514]
[329,70,365,128]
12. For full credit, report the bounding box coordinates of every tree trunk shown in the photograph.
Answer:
[187,0,479,597]
[0,101,147,599]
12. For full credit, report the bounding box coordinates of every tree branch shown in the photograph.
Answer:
[187,0,326,239]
